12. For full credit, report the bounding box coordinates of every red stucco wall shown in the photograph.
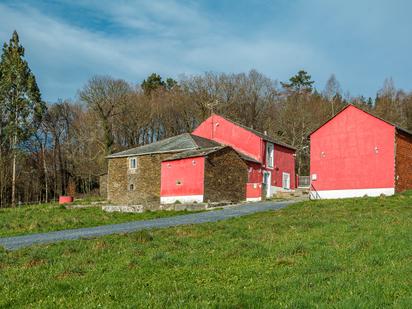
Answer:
[247,162,262,183]
[246,183,262,198]
[310,105,396,191]
[160,157,205,197]
[270,144,296,189]
[194,115,296,190]
[193,115,263,162]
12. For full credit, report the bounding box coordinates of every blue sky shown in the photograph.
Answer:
[0,0,411,102]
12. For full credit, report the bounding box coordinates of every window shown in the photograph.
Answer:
[129,183,135,191]
[129,157,137,170]
[266,143,274,168]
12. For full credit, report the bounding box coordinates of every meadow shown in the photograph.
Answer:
[0,201,198,237]
[0,193,411,307]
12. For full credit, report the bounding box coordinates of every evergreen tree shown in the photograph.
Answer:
[141,73,178,95]
[281,70,315,93]
[0,31,46,207]
[141,73,165,95]
[165,77,178,90]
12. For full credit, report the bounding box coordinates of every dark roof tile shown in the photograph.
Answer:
[108,133,220,158]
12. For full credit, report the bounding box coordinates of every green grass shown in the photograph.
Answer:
[0,193,411,307]
[0,203,199,237]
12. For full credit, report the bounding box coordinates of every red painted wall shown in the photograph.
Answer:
[194,114,296,190]
[160,157,205,197]
[310,105,395,191]
[268,144,296,189]
[193,115,263,162]
[247,162,262,183]
[246,183,262,198]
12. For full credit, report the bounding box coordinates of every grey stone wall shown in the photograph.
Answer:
[204,148,248,202]
[107,153,170,205]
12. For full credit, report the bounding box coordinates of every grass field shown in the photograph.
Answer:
[0,202,199,237]
[0,193,411,307]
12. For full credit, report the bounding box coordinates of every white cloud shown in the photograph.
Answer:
[0,1,330,101]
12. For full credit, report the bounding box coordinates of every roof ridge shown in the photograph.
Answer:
[186,133,200,149]
[309,104,412,137]
[212,114,296,150]
[108,133,197,158]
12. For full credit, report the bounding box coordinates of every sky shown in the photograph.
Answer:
[0,0,411,102]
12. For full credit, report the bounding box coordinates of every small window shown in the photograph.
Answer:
[129,157,137,170]
[129,183,135,191]
[266,143,274,168]
[176,180,182,185]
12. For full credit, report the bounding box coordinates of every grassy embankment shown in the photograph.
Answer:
[0,192,411,307]
[0,201,199,237]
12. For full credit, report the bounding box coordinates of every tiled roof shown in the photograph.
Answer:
[163,146,261,164]
[108,133,220,158]
[162,146,225,161]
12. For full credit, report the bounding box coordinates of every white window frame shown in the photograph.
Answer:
[129,157,137,171]
[282,172,290,190]
[266,143,274,168]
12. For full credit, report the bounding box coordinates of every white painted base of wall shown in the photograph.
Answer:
[246,197,262,202]
[160,195,204,204]
[271,186,295,194]
[310,188,395,199]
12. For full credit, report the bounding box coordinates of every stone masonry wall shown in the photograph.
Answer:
[107,153,170,205]
[204,148,248,202]
[395,131,412,193]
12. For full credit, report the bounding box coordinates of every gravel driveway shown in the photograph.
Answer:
[0,200,296,250]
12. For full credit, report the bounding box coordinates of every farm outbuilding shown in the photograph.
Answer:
[106,113,297,205]
[192,114,296,200]
[160,146,248,204]
[310,105,412,199]
[106,133,220,205]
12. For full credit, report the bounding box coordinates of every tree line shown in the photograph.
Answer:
[1,31,411,207]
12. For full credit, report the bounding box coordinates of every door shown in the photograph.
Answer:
[263,171,271,197]
[282,172,290,190]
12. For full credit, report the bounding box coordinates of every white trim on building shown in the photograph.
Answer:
[271,186,294,193]
[310,187,395,199]
[160,195,204,204]
[246,197,262,202]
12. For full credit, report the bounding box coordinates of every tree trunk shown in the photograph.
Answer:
[42,142,48,203]
[11,135,17,207]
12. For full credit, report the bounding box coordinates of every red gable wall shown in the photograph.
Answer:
[193,114,296,190]
[192,115,263,162]
[272,144,296,189]
[310,105,395,191]
[160,157,205,197]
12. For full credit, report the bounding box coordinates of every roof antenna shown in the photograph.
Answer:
[206,99,219,116]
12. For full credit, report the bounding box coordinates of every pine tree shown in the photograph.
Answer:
[0,31,46,207]
[281,70,315,94]
[141,73,165,95]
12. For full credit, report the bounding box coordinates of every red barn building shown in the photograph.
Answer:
[107,114,296,205]
[191,114,296,201]
[310,105,412,199]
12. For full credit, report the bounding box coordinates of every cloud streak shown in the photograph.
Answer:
[0,0,410,102]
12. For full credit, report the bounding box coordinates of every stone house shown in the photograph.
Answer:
[107,133,221,204]
[106,114,296,205]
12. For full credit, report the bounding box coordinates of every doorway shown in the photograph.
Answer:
[282,172,290,190]
[263,171,271,198]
